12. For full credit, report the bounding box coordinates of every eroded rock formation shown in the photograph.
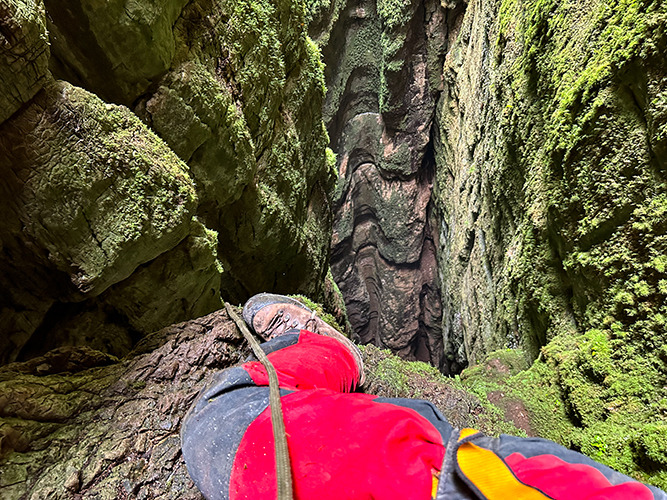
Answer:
[0,0,336,365]
[0,307,511,499]
[0,310,241,500]
[310,0,467,370]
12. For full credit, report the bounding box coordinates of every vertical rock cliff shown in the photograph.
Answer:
[311,0,666,481]
[434,0,667,483]
[436,0,666,382]
[309,0,468,370]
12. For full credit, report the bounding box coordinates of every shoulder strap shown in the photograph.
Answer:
[225,302,293,500]
[456,429,551,499]
[435,429,551,500]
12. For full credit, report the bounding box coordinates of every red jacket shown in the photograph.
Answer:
[181,330,666,500]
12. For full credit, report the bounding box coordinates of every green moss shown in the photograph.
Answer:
[460,349,576,441]
[377,0,412,30]
[488,0,667,484]
[635,425,667,469]
[430,0,667,488]
[290,295,345,334]
[6,81,197,297]
[0,463,28,487]
[379,141,412,176]
[165,0,334,299]
[326,147,338,177]
[0,0,50,124]
[323,16,383,124]
[360,345,525,434]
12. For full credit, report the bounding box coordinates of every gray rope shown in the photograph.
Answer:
[225,302,293,500]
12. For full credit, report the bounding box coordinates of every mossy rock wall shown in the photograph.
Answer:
[0,0,335,364]
[435,0,667,486]
[0,0,50,123]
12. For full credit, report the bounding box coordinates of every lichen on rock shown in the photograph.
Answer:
[312,0,453,369]
[0,79,204,364]
[1,0,337,364]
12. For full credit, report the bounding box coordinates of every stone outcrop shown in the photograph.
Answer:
[310,0,462,370]
[0,310,242,500]
[0,80,208,364]
[0,0,50,124]
[0,0,335,364]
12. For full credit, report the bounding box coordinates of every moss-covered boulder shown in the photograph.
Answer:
[119,0,336,301]
[1,81,197,297]
[0,0,336,363]
[44,0,189,104]
[101,220,224,333]
[135,62,255,207]
[0,80,222,364]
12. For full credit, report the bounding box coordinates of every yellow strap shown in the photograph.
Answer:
[431,474,439,499]
[459,428,480,440]
[457,439,550,500]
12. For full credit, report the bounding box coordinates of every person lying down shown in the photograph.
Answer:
[181,293,667,500]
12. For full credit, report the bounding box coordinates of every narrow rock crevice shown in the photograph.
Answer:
[319,0,468,373]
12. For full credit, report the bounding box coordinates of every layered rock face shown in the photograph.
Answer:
[0,0,335,364]
[435,0,667,484]
[309,0,466,370]
[310,0,666,482]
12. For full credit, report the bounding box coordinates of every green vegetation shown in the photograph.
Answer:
[485,0,667,487]
[377,0,410,112]
[323,15,383,124]
[291,295,346,334]
[360,344,527,435]
[19,81,197,296]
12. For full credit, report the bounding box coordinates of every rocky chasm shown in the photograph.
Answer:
[315,0,667,486]
[1,0,666,495]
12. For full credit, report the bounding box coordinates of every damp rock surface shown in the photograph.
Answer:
[312,0,457,370]
[0,0,335,364]
[433,0,667,486]
[0,309,515,500]
[0,309,243,500]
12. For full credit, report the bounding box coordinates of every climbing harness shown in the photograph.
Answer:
[225,302,293,500]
